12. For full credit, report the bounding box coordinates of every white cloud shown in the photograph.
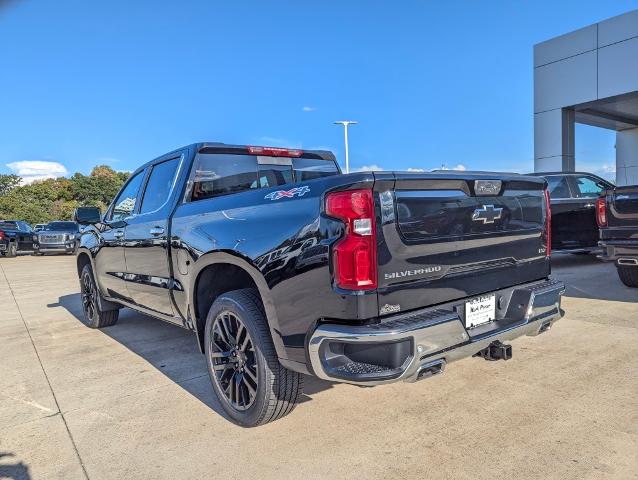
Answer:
[351,164,384,172]
[577,162,616,182]
[6,160,68,184]
[438,164,467,171]
[407,167,426,172]
[302,106,316,112]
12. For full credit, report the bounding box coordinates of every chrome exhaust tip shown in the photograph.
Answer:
[412,359,446,382]
[617,258,638,266]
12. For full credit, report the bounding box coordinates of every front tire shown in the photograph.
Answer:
[204,289,303,427]
[617,265,638,288]
[80,264,119,328]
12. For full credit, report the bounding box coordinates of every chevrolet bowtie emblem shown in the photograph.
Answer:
[472,205,503,224]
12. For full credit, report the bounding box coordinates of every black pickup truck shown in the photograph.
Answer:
[75,142,565,426]
[598,185,638,287]
[0,220,36,257]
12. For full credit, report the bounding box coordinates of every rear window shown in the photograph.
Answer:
[190,153,338,202]
[0,221,19,230]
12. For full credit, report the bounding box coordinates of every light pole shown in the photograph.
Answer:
[334,121,357,173]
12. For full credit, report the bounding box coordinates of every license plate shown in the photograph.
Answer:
[465,295,496,329]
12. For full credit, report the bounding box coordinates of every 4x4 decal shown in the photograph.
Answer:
[264,185,310,201]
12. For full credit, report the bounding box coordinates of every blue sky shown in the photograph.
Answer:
[1,0,636,182]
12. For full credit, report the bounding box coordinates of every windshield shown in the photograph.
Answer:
[46,222,79,231]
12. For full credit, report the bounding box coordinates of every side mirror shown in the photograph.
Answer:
[73,207,102,225]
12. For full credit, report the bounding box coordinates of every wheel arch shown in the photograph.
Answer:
[190,251,287,360]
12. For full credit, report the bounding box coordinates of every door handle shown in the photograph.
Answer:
[149,227,165,236]
[584,203,595,208]
[114,230,124,239]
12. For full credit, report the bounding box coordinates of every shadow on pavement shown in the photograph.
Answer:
[551,253,637,303]
[0,453,30,480]
[49,293,336,421]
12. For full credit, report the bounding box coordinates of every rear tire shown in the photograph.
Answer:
[79,264,119,328]
[204,288,303,427]
[617,265,638,288]
[7,242,17,258]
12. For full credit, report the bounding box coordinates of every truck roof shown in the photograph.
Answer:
[134,142,338,177]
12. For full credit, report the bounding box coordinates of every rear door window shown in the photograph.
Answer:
[545,175,572,198]
[572,175,609,198]
[140,157,181,214]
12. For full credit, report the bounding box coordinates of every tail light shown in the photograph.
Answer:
[544,189,552,257]
[325,189,377,290]
[596,197,607,227]
[0,231,4,240]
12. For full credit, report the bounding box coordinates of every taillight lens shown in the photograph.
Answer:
[325,189,377,290]
[544,189,552,257]
[596,197,607,227]
[0,230,4,240]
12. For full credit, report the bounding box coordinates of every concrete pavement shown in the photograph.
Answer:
[1,254,637,479]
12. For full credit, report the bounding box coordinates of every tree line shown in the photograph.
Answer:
[0,165,130,225]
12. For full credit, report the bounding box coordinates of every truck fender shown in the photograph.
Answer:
[189,251,288,361]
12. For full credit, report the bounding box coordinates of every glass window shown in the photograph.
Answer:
[46,222,78,232]
[293,158,339,182]
[545,175,571,198]
[573,175,608,198]
[140,158,181,214]
[191,154,258,201]
[110,170,146,221]
[258,164,293,188]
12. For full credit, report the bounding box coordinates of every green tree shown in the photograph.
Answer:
[0,174,21,196]
[0,164,128,224]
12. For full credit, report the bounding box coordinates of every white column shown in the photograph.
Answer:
[616,128,638,186]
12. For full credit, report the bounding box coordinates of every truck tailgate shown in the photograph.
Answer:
[608,185,638,229]
[376,172,550,315]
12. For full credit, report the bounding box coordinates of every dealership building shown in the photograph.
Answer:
[534,9,638,185]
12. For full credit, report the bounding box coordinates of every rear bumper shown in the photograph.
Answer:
[308,278,565,385]
[598,240,638,263]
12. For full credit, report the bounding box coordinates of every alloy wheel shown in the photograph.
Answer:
[209,311,258,411]
[81,272,97,321]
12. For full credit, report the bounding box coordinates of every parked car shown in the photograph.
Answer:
[34,223,47,232]
[34,221,80,255]
[75,142,565,427]
[530,172,614,253]
[598,184,638,287]
[0,220,36,257]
